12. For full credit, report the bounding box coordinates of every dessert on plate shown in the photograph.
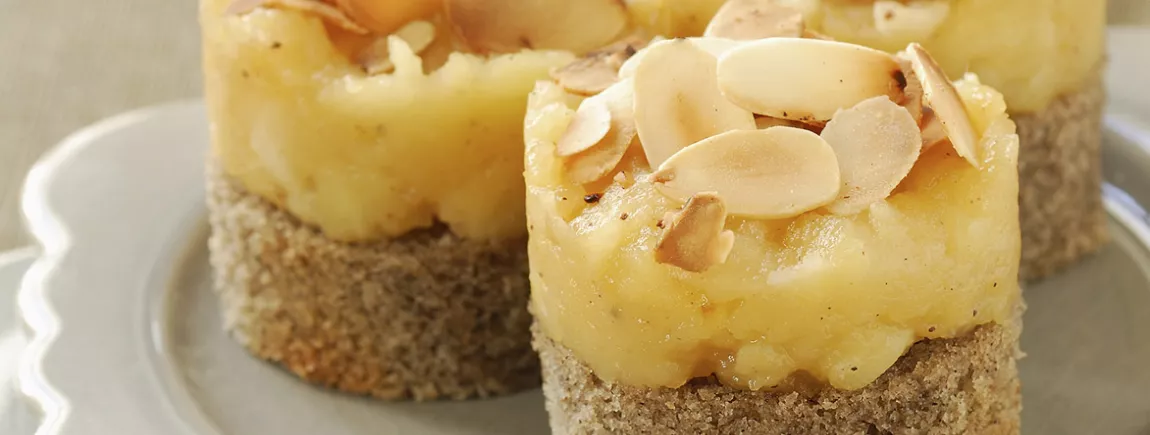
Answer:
[198,0,645,400]
[629,0,1105,280]
[524,13,1023,434]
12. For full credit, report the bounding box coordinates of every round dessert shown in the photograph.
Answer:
[200,0,645,400]
[625,0,1106,281]
[525,29,1022,435]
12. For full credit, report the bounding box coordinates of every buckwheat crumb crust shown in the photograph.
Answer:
[1016,72,1107,281]
[206,162,537,400]
[534,316,1021,435]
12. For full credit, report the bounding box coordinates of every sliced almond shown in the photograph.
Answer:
[333,0,440,35]
[551,36,645,95]
[634,39,755,169]
[873,1,950,40]
[920,108,947,152]
[619,37,736,80]
[717,38,903,122]
[556,97,613,157]
[820,96,923,215]
[901,43,980,167]
[652,128,841,219]
[704,0,805,40]
[688,37,747,59]
[563,79,638,184]
[896,59,925,124]
[655,192,736,273]
[617,36,668,79]
[242,0,370,34]
[445,0,628,54]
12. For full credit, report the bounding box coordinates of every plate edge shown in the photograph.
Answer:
[16,99,204,435]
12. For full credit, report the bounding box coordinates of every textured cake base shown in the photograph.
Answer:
[1016,73,1107,281]
[206,163,538,400]
[534,318,1021,435]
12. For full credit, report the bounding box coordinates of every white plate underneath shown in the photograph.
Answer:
[17,28,1150,435]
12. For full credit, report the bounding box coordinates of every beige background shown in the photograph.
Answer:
[0,1,1148,251]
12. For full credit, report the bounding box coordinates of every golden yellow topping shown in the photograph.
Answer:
[525,33,1021,390]
[202,0,647,242]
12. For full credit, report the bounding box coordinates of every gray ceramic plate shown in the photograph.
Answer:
[15,29,1150,435]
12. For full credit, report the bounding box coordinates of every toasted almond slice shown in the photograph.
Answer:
[563,79,638,184]
[246,0,370,34]
[445,0,628,54]
[902,43,980,167]
[895,58,924,124]
[873,1,950,39]
[634,39,756,169]
[920,108,947,152]
[552,36,645,95]
[333,0,440,35]
[556,97,613,157]
[618,37,733,79]
[717,38,903,122]
[655,192,736,273]
[704,0,805,40]
[820,96,923,215]
[688,37,747,59]
[652,128,841,218]
[553,59,621,95]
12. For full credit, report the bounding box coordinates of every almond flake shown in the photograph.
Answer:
[896,58,924,124]
[655,192,736,273]
[633,39,755,169]
[563,79,638,184]
[243,0,370,34]
[552,36,645,95]
[445,0,628,54]
[652,128,841,219]
[617,36,668,79]
[688,37,747,59]
[820,96,923,215]
[717,38,903,122]
[332,0,439,35]
[902,43,980,167]
[920,108,947,152]
[556,97,613,157]
[704,0,804,40]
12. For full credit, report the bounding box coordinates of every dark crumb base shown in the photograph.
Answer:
[205,163,538,401]
[1016,74,1107,281]
[535,319,1021,435]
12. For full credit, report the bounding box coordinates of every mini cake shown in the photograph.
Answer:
[626,0,1106,280]
[199,0,646,400]
[525,28,1022,435]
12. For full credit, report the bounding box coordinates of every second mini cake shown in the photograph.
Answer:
[200,0,643,400]
[525,33,1023,434]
